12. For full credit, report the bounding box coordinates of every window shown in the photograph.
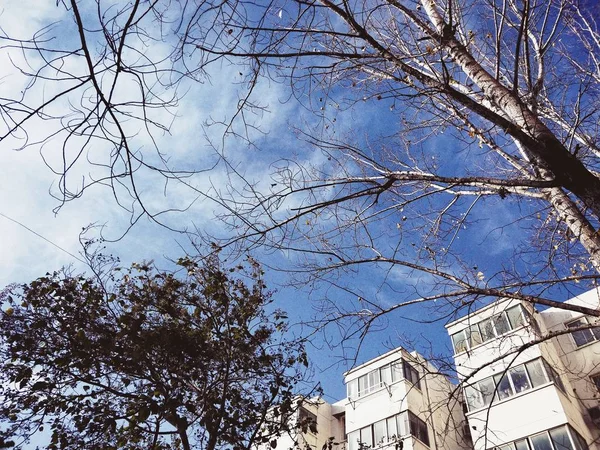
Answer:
[451,305,529,354]
[408,411,429,446]
[588,406,600,424]
[510,365,531,393]
[494,373,514,400]
[358,370,381,396]
[513,427,587,450]
[494,426,587,450]
[386,416,398,439]
[347,379,358,398]
[493,313,511,335]
[530,433,553,450]
[566,317,600,348]
[479,377,496,406]
[360,426,373,448]
[347,412,408,449]
[525,359,547,388]
[507,306,526,329]
[373,420,386,445]
[480,317,496,341]
[464,358,566,412]
[591,374,600,392]
[391,361,404,382]
[549,427,574,450]
[470,324,483,346]
[298,407,318,434]
[381,364,392,386]
[348,431,360,450]
[403,360,421,389]
[452,330,469,354]
[349,358,423,398]
[571,428,588,450]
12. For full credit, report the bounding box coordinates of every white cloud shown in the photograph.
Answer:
[0,2,323,287]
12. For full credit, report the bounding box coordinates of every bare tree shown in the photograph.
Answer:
[3,0,600,331]
[186,0,600,322]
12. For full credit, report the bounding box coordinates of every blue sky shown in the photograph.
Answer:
[1,0,596,407]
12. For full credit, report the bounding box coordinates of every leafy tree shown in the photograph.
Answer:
[0,256,308,450]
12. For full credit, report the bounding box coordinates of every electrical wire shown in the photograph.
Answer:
[0,211,86,264]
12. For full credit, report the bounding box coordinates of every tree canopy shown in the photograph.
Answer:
[0,256,308,450]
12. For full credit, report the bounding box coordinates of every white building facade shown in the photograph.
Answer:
[447,289,600,450]
[265,289,600,450]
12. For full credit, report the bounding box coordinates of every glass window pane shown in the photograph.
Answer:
[495,373,514,400]
[381,365,392,386]
[358,375,368,395]
[550,426,574,450]
[360,426,373,448]
[510,365,531,394]
[480,318,495,342]
[494,313,511,335]
[507,305,526,329]
[347,379,358,398]
[403,361,412,382]
[530,432,553,450]
[403,361,421,389]
[408,412,429,445]
[567,318,595,347]
[387,416,397,439]
[391,361,403,382]
[568,426,587,450]
[452,331,468,354]
[500,444,514,450]
[397,413,408,437]
[348,431,360,450]
[465,385,483,411]
[592,375,600,392]
[572,329,594,347]
[419,421,430,446]
[369,370,381,392]
[526,359,548,387]
[592,326,600,341]
[515,439,530,450]
[374,420,386,445]
[479,377,495,406]
[470,324,483,346]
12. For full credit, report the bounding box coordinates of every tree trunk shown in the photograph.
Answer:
[421,0,600,220]
[544,187,600,271]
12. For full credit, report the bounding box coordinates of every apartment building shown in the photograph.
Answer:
[343,347,467,450]
[266,347,467,450]
[446,289,600,450]
[265,289,600,450]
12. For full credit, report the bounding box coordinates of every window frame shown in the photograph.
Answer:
[566,317,600,348]
[407,411,430,446]
[451,305,528,354]
[402,360,421,390]
[297,407,318,434]
[348,358,423,398]
[347,412,409,449]
[464,358,565,412]
[490,425,587,450]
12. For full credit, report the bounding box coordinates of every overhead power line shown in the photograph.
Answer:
[0,211,86,264]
